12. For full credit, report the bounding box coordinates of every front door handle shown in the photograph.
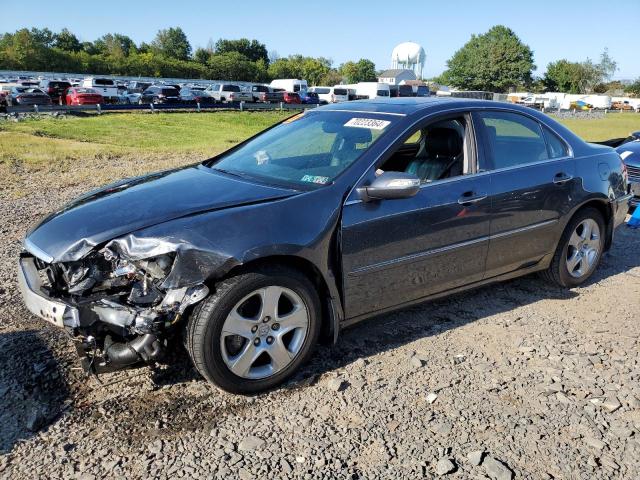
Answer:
[457,192,487,205]
[553,172,573,185]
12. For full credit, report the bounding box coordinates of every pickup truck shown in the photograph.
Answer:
[204,83,252,103]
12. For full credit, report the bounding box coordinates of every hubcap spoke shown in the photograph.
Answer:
[278,306,308,332]
[259,286,282,320]
[567,251,582,273]
[568,231,582,248]
[228,342,261,377]
[222,310,255,339]
[268,339,293,371]
[581,221,592,241]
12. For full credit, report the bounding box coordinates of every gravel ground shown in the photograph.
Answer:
[1,171,639,479]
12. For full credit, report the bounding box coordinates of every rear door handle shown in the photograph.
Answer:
[553,172,573,185]
[457,192,487,205]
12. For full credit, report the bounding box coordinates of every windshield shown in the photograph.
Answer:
[209,111,396,187]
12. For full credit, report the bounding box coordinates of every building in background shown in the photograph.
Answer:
[378,69,417,85]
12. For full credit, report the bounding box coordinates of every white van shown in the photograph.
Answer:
[346,82,390,100]
[309,86,349,103]
[81,77,118,103]
[269,79,308,93]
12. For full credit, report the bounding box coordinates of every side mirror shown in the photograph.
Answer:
[357,172,421,202]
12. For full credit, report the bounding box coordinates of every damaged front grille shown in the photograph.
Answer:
[32,248,208,336]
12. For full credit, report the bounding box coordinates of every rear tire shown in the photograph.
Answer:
[541,207,605,287]
[185,266,321,394]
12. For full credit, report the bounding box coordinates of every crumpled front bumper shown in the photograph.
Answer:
[17,256,79,329]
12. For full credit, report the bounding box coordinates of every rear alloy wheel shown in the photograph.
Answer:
[185,266,320,394]
[541,208,605,287]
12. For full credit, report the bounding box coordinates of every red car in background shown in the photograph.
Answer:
[283,91,301,104]
[63,87,103,105]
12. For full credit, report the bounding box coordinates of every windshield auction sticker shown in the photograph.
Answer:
[301,175,330,184]
[344,118,391,130]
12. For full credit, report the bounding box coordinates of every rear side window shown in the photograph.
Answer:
[223,85,240,92]
[477,111,549,170]
[542,125,569,159]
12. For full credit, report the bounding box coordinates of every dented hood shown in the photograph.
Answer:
[25,164,298,262]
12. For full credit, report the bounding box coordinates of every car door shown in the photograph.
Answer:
[473,110,576,278]
[340,113,492,320]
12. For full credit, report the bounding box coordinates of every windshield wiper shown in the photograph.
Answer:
[212,167,247,179]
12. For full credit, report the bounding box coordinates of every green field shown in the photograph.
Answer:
[1,110,639,199]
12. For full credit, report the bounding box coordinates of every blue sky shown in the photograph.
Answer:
[6,0,638,79]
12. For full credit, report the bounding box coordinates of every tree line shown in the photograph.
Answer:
[1,26,637,94]
[0,27,377,85]
[436,25,636,95]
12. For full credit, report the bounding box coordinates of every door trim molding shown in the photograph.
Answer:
[347,218,558,277]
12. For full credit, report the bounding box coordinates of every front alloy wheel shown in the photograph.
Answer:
[185,266,320,394]
[220,286,309,379]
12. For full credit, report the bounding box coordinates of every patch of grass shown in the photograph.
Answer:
[0,111,290,199]
[552,114,640,141]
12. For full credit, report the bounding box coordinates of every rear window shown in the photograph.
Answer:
[50,81,70,88]
[377,90,390,97]
[223,84,240,92]
[314,87,330,94]
[161,88,178,96]
[76,88,97,94]
[333,88,347,95]
[94,79,114,86]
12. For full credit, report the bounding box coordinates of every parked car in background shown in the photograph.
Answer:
[180,87,216,105]
[345,82,391,99]
[607,131,640,209]
[6,87,53,107]
[570,100,593,111]
[270,79,308,93]
[63,87,103,106]
[205,84,252,103]
[138,86,181,104]
[282,91,301,104]
[611,100,635,111]
[309,86,349,104]
[298,90,320,104]
[249,84,271,102]
[127,81,152,93]
[39,80,71,104]
[81,78,119,103]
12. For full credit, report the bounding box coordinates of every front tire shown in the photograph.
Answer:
[541,207,605,287]
[185,266,321,394]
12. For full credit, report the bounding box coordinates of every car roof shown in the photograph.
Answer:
[320,97,541,116]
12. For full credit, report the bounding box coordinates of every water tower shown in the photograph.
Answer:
[391,42,426,79]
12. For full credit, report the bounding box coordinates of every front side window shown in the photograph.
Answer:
[477,111,549,170]
[210,111,396,187]
[378,117,469,183]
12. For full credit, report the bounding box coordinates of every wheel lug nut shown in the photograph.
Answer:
[263,316,271,323]
[266,336,274,345]
[254,338,260,346]
[251,325,258,333]
[271,323,280,331]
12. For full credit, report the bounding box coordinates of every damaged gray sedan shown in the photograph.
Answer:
[18,98,631,393]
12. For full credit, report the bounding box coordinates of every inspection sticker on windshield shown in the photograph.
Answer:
[301,175,330,184]
[344,118,390,130]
